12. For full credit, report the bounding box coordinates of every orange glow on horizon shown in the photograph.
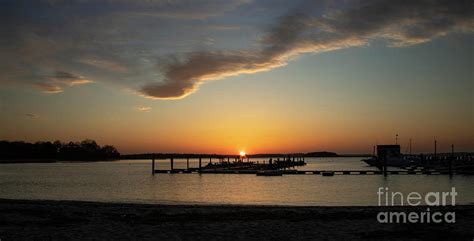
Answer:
[239,151,246,156]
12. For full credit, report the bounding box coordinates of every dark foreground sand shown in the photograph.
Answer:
[1,199,473,241]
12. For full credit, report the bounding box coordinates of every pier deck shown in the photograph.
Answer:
[154,169,468,175]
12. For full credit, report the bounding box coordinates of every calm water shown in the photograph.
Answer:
[0,157,473,206]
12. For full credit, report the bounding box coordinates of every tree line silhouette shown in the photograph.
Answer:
[0,140,120,161]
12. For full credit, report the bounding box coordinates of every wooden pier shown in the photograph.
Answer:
[152,157,469,176]
[153,169,466,175]
[151,153,473,176]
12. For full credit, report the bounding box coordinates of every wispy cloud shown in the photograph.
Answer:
[49,71,92,86]
[23,113,41,119]
[33,83,64,94]
[137,106,152,112]
[37,71,92,94]
[0,0,250,95]
[78,58,128,73]
[140,0,473,99]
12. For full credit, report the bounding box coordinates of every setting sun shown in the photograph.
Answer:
[239,151,246,157]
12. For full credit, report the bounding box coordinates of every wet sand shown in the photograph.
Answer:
[1,199,473,240]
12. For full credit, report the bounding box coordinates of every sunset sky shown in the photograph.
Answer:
[1,0,473,154]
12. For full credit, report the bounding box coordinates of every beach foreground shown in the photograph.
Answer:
[1,199,473,241]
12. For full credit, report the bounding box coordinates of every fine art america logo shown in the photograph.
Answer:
[377,187,457,223]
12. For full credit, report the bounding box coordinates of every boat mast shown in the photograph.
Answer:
[409,138,412,154]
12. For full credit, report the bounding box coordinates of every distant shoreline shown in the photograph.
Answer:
[0,154,371,164]
[0,159,119,164]
[119,151,345,160]
[1,198,473,240]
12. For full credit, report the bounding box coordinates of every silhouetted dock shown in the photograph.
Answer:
[151,152,473,176]
[152,156,309,175]
[153,169,466,175]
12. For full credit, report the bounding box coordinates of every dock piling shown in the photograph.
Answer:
[170,158,174,171]
[186,158,189,170]
[199,157,202,173]
[152,155,155,175]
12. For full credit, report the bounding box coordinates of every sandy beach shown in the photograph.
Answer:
[1,199,473,241]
